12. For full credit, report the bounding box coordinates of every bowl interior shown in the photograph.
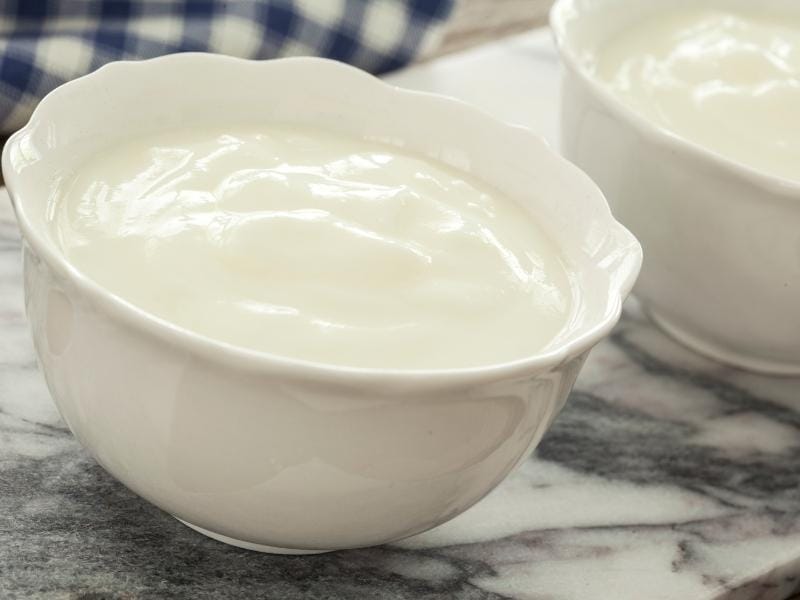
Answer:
[2,55,641,378]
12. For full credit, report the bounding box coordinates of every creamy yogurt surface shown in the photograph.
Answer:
[52,126,574,369]
[596,7,800,181]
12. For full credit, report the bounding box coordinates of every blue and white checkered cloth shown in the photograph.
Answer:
[0,0,455,133]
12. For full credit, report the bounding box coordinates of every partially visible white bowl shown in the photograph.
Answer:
[552,0,800,375]
[2,54,640,553]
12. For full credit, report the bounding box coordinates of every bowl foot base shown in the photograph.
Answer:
[645,307,800,376]
[176,518,330,554]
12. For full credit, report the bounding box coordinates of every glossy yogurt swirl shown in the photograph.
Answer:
[53,127,574,369]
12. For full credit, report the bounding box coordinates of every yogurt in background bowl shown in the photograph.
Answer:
[596,6,800,183]
[552,0,800,374]
[2,54,641,553]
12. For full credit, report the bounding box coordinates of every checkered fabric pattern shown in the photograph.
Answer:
[0,0,455,133]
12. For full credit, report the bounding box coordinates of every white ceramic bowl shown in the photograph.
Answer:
[2,54,641,553]
[552,0,800,375]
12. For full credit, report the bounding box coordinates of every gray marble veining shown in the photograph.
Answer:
[2,183,800,600]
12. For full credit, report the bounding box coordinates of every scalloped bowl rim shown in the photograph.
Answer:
[2,53,642,389]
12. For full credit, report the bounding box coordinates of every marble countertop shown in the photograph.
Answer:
[2,29,800,600]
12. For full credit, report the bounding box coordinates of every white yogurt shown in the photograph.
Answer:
[596,8,800,181]
[52,126,575,369]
